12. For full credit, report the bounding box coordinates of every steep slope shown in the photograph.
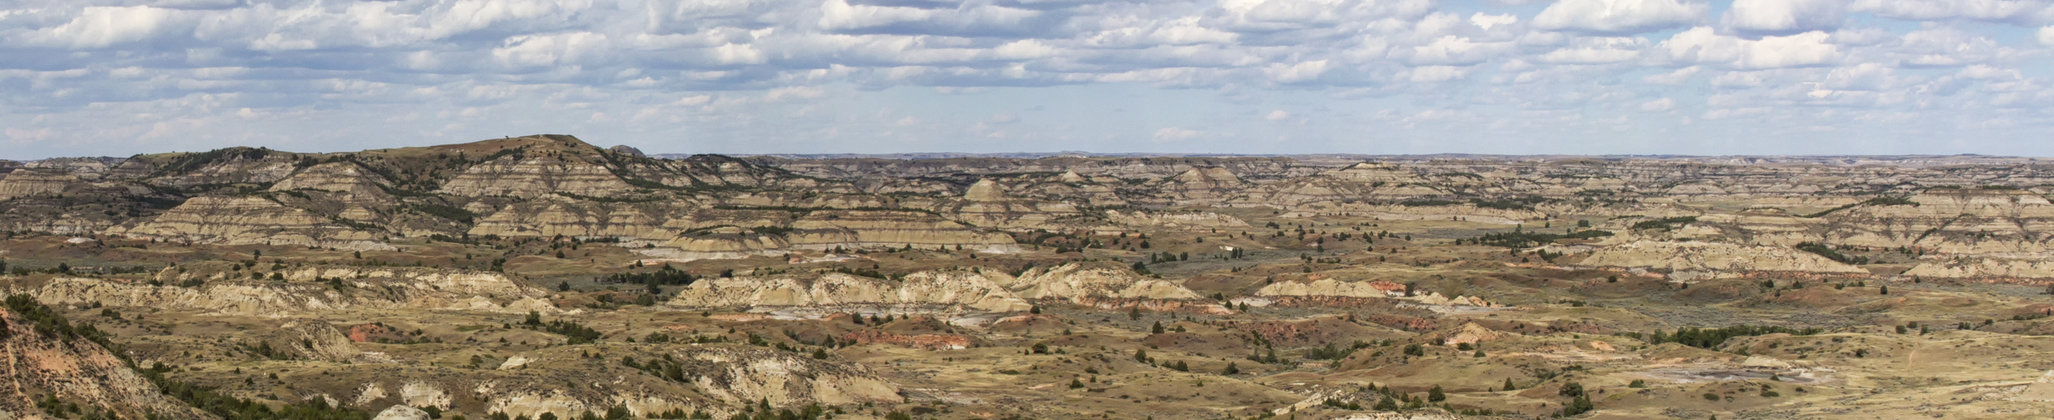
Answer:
[0,296,212,419]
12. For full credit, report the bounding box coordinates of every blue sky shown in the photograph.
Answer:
[1,0,2052,158]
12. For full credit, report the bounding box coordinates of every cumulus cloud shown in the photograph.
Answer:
[1722,0,1844,35]
[1660,27,1839,69]
[1537,37,1647,64]
[1533,0,1706,34]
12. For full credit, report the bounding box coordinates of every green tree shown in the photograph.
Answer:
[1428,385,1446,402]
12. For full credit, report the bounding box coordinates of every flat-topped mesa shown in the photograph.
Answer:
[107,195,394,250]
[0,168,77,200]
[657,227,792,260]
[1004,262,1228,314]
[1575,240,1868,278]
[665,270,1032,313]
[121,146,303,187]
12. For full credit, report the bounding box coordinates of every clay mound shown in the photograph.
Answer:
[963,179,1007,202]
[1008,263,1204,301]
[1173,167,1241,184]
[1055,170,1088,183]
[1256,278,1405,299]
[1439,322,1509,346]
[1579,240,1867,275]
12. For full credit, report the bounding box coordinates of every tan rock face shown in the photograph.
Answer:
[438,154,637,199]
[469,199,680,240]
[1008,263,1205,301]
[14,268,553,317]
[270,162,392,199]
[109,195,392,250]
[687,347,901,406]
[1256,279,1405,299]
[0,169,76,200]
[1104,209,1249,229]
[785,210,1017,252]
[666,270,1032,313]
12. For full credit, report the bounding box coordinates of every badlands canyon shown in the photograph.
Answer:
[3,134,2054,419]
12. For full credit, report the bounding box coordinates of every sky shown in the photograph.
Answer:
[1,0,2052,159]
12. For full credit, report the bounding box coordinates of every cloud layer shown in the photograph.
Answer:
[0,0,2050,157]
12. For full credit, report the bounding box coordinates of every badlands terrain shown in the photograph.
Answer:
[2,134,2054,419]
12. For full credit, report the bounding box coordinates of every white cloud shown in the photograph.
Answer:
[1408,36,1514,65]
[1849,0,2054,25]
[1405,65,1469,82]
[1470,13,1519,30]
[1661,27,1839,69]
[1644,66,1701,84]
[1639,97,1675,111]
[1537,37,1647,64]
[1265,110,1292,121]
[1533,0,1706,34]
[1722,0,1843,35]
[1264,60,1331,83]
[765,86,825,101]
[16,6,188,48]
[1152,127,1202,141]
[1208,0,1435,32]
[1893,27,2005,67]
[2041,25,2054,46]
